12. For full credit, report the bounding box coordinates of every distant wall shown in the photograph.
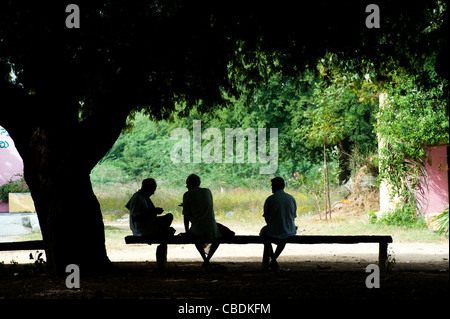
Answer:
[0,126,24,212]
[421,145,449,217]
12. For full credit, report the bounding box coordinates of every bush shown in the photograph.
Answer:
[367,210,378,224]
[376,204,427,228]
[0,174,30,203]
[434,207,449,237]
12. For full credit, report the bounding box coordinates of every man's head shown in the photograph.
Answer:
[141,178,157,196]
[186,174,201,190]
[271,177,285,193]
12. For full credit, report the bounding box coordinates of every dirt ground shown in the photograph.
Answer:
[1,225,448,303]
[1,187,449,309]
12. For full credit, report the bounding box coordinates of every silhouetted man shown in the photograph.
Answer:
[126,178,174,237]
[182,174,234,267]
[260,177,297,271]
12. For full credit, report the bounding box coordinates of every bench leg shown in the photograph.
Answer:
[156,244,167,270]
[379,242,388,271]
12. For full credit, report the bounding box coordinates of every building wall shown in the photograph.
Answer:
[0,126,24,212]
[380,144,449,217]
[421,145,449,217]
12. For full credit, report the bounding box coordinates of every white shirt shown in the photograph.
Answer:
[125,190,156,236]
[182,186,222,241]
[262,190,297,239]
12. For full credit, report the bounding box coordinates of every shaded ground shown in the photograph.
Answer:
[1,225,448,306]
[0,241,448,317]
[1,188,448,315]
[1,258,448,300]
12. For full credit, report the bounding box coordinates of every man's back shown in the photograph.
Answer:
[126,190,154,236]
[263,190,297,239]
[183,186,221,241]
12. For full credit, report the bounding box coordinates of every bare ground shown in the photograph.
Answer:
[1,226,448,302]
[1,191,448,304]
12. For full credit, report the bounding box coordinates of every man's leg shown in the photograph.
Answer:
[273,243,286,260]
[195,243,208,263]
[155,214,175,237]
[204,242,220,264]
[262,243,274,270]
[196,242,220,267]
[269,243,286,271]
[159,213,173,228]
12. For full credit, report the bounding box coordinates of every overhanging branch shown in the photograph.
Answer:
[77,76,134,170]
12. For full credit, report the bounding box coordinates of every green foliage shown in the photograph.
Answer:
[0,173,29,203]
[347,147,379,180]
[286,159,342,219]
[91,71,377,192]
[312,49,448,227]
[376,205,428,228]
[302,82,358,147]
[367,210,378,224]
[287,162,340,196]
[368,205,428,229]
[434,207,449,237]
[376,66,449,217]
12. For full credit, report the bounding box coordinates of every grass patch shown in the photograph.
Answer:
[96,186,317,223]
[14,187,448,246]
[299,217,444,242]
[94,186,449,243]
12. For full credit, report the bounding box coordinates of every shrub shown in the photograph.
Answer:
[434,207,449,237]
[377,204,427,228]
[0,174,30,203]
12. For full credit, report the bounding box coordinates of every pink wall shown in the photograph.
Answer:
[421,145,449,216]
[0,126,24,212]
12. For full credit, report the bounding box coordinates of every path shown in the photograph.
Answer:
[1,222,448,273]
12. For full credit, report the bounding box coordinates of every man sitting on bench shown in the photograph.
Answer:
[182,174,234,268]
[126,178,175,238]
[260,177,297,271]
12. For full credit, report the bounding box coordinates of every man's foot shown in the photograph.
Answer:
[269,259,279,271]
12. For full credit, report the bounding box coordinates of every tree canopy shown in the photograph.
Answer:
[2,1,448,133]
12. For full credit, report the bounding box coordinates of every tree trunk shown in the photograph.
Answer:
[21,126,112,274]
[323,138,328,220]
[326,162,332,220]
[313,193,322,220]
[323,137,332,220]
[30,169,111,275]
[1,55,130,275]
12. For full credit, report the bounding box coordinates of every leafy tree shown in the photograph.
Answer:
[296,78,378,219]
[376,67,448,221]
[0,1,447,273]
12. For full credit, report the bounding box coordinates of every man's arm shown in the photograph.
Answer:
[182,192,190,233]
[292,196,297,218]
[263,197,271,224]
[183,215,190,234]
[148,198,164,217]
